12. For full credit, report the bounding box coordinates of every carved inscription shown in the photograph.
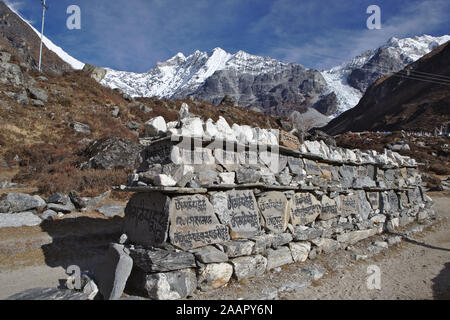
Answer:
[257,192,289,233]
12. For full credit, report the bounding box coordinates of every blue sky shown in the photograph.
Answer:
[7,0,450,72]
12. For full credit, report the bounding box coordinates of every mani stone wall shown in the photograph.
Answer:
[119,132,434,300]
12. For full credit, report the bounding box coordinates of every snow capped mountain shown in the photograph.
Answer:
[101,47,292,98]
[4,1,84,70]
[321,34,450,116]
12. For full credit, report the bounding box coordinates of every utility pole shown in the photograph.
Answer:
[38,0,48,72]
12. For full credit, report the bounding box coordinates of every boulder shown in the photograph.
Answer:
[69,122,91,134]
[94,243,133,300]
[129,247,196,273]
[222,240,255,258]
[127,268,197,300]
[197,263,233,291]
[142,116,167,137]
[4,193,44,213]
[231,255,267,281]
[289,242,311,263]
[266,247,294,270]
[0,62,23,87]
[84,137,144,170]
[0,212,42,228]
[193,246,228,264]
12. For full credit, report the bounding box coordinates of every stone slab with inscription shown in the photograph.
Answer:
[303,159,321,176]
[340,194,359,217]
[257,192,289,233]
[288,193,322,226]
[123,192,171,248]
[225,190,261,239]
[279,130,302,150]
[169,194,230,250]
[367,192,380,210]
[319,195,339,220]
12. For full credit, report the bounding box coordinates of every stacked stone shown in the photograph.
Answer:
[113,108,434,300]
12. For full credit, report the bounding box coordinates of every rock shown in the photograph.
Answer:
[96,204,123,217]
[387,236,402,245]
[0,212,42,228]
[193,246,229,264]
[250,234,274,255]
[181,117,204,137]
[111,106,120,117]
[257,192,290,233]
[223,240,255,258]
[126,121,142,131]
[311,238,340,254]
[69,190,87,209]
[231,255,267,280]
[128,268,196,300]
[319,195,339,221]
[215,117,237,141]
[94,243,133,300]
[84,137,144,170]
[271,233,293,249]
[39,209,57,221]
[178,103,192,120]
[47,202,75,214]
[336,229,377,245]
[0,62,24,87]
[84,191,111,209]
[219,172,235,185]
[373,241,388,249]
[31,99,44,107]
[32,195,46,211]
[287,157,305,175]
[82,275,99,300]
[225,190,261,239]
[289,242,311,263]
[197,263,233,291]
[210,192,230,225]
[69,121,91,134]
[233,124,255,145]
[82,64,107,82]
[279,280,311,293]
[279,130,302,149]
[288,193,321,226]
[47,192,71,205]
[292,226,323,241]
[142,116,167,137]
[153,174,177,187]
[130,247,196,272]
[4,193,44,213]
[266,247,294,270]
[235,166,261,184]
[6,288,88,300]
[198,170,218,185]
[301,265,327,281]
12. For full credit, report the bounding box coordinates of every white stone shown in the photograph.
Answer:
[289,242,311,263]
[216,117,236,141]
[204,119,219,139]
[219,172,236,185]
[197,263,233,291]
[181,117,204,137]
[233,124,254,145]
[143,116,167,137]
[153,174,177,187]
[0,212,42,228]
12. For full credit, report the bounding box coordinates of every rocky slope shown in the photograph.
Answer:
[0,1,83,73]
[321,41,450,135]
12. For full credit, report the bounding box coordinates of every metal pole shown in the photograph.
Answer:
[38,0,47,72]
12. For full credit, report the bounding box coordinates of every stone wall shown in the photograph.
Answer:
[117,123,434,300]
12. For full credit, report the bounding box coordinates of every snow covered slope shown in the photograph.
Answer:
[5,2,84,70]
[322,34,450,116]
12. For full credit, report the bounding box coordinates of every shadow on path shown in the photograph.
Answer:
[432,263,450,300]
[386,231,450,252]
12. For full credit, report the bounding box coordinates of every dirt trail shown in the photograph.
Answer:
[0,194,449,300]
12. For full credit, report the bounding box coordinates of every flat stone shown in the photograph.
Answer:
[193,246,229,264]
[123,193,171,248]
[287,157,304,175]
[40,209,57,221]
[257,192,289,233]
[231,255,267,281]
[225,190,261,239]
[279,131,301,149]
[311,238,340,254]
[288,193,321,226]
[340,194,358,217]
[142,116,167,137]
[266,247,294,270]
[94,243,133,300]
[301,265,328,281]
[6,288,88,300]
[127,268,196,300]
[250,234,274,255]
[129,247,196,272]
[303,159,321,176]
[197,263,233,291]
[96,204,123,217]
[235,166,262,184]
[0,212,42,228]
[367,192,380,210]
[289,241,311,263]
[169,194,230,250]
[319,195,339,221]
[219,172,235,185]
[291,226,323,241]
[336,229,377,245]
[271,233,293,249]
[222,240,255,258]
[47,202,75,214]
[214,149,239,172]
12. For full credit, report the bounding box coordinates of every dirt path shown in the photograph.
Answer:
[0,194,449,300]
[193,193,450,300]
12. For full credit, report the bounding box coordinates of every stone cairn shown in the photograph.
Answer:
[99,104,434,300]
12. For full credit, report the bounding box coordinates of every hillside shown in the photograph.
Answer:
[322,41,450,135]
